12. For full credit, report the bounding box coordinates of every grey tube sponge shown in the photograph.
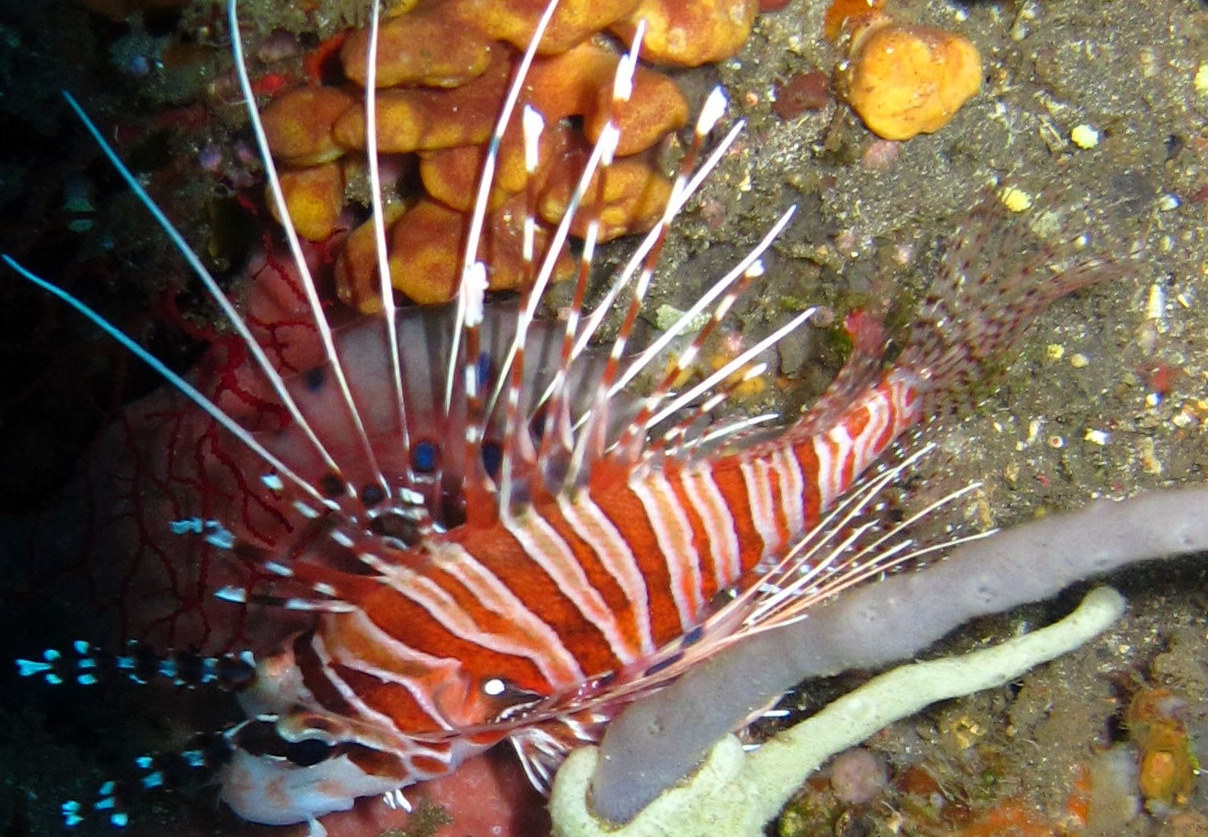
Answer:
[550,586,1127,837]
[586,486,1208,823]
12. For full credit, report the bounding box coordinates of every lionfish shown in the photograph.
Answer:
[7,0,1105,833]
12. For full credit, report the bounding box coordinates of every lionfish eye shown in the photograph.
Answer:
[481,677,541,704]
[482,677,544,723]
[286,738,332,767]
[411,440,438,474]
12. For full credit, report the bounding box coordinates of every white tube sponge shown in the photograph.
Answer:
[587,486,1208,822]
[549,586,1126,837]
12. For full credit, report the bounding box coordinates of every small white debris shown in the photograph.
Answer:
[1138,436,1162,475]
[1084,428,1109,446]
[1026,418,1043,446]
[1171,408,1197,429]
[655,304,710,333]
[1157,193,1181,212]
[1146,283,1167,330]
[999,185,1033,213]
[1070,124,1100,149]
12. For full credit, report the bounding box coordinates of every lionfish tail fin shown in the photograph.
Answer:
[901,192,1117,413]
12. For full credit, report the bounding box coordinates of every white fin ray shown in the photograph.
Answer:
[229,0,385,500]
[499,98,748,438]
[546,23,647,494]
[666,412,779,461]
[611,205,796,399]
[570,113,746,362]
[3,255,329,506]
[445,0,563,411]
[646,306,816,431]
[364,0,414,492]
[502,93,744,427]
[48,92,348,505]
[638,367,772,468]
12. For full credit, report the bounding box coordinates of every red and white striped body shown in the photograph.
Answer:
[222,362,927,823]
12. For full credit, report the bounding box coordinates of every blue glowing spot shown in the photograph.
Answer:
[62,800,83,828]
[412,440,438,474]
[477,351,493,388]
[304,366,325,391]
[16,659,52,677]
[170,518,204,535]
[202,521,235,550]
[482,441,503,479]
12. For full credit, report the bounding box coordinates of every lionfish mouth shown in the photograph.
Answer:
[3,0,1148,834]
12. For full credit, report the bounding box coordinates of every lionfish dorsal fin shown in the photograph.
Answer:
[231,0,393,506]
[361,0,415,500]
[4,91,358,523]
[495,105,547,515]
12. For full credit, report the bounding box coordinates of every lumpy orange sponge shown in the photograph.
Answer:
[255,0,766,309]
[843,20,982,141]
[611,0,760,66]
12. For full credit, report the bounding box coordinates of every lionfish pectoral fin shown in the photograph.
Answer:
[15,639,255,690]
[51,713,239,829]
[510,725,588,795]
